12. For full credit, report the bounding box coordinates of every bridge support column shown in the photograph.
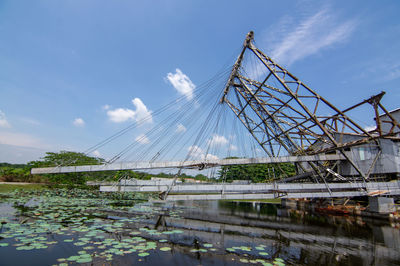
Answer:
[369,197,395,213]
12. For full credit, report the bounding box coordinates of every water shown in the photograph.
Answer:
[0,189,399,265]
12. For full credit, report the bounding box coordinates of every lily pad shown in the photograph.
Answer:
[67,255,80,261]
[76,257,92,263]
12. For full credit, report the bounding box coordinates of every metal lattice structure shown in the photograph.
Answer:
[221,31,400,182]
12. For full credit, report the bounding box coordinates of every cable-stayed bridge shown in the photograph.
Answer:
[31,31,400,201]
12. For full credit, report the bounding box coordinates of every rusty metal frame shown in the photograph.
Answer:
[221,31,400,182]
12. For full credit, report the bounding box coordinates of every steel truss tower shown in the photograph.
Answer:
[221,31,400,182]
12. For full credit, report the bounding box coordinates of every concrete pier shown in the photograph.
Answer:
[369,197,396,213]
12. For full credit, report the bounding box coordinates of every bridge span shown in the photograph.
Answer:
[31,154,343,174]
[99,180,400,201]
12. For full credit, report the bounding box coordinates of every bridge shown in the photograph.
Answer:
[100,180,400,201]
[31,31,400,201]
[31,154,343,174]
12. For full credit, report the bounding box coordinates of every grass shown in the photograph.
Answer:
[0,183,47,193]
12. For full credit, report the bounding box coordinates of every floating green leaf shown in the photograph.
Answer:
[67,255,80,261]
[76,257,92,263]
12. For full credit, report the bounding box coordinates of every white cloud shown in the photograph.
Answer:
[102,104,111,110]
[0,110,11,128]
[0,132,51,149]
[131,98,152,123]
[263,8,357,67]
[364,125,376,132]
[187,145,219,161]
[228,144,238,151]
[92,150,101,157]
[188,145,204,158]
[73,118,85,127]
[107,98,153,124]
[166,69,196,100]
[207,134,228,146]
[204,153,219,160]
[176,123,187,133]
[135,134,150,144]
[107,108,135,123]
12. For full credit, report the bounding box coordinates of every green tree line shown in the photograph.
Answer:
[217,161,296,183]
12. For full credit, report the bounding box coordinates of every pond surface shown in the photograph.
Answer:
[0,189,399,266]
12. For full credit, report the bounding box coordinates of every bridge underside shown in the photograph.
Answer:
[100,180,400,201]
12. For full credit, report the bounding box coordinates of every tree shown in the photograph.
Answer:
[0,166,29,182]
[194,174,208,181]
[28,151,105,168]
[218,157,296,183]
[28,151,106,184]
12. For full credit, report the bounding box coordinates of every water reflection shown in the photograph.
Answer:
[163,200,400,265]
[0,190,400,266]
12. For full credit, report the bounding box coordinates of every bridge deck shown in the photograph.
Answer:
[100,180,400,201]
[31,154,343,174]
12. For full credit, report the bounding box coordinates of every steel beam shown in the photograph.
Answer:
[100,181,399,193]
[31,154,343,174]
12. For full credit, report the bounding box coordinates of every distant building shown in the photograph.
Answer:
[376,108,400,135]
[340,108,400,179]
[299,108,400,180]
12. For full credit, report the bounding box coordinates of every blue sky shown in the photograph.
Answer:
[1,0,400,163]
